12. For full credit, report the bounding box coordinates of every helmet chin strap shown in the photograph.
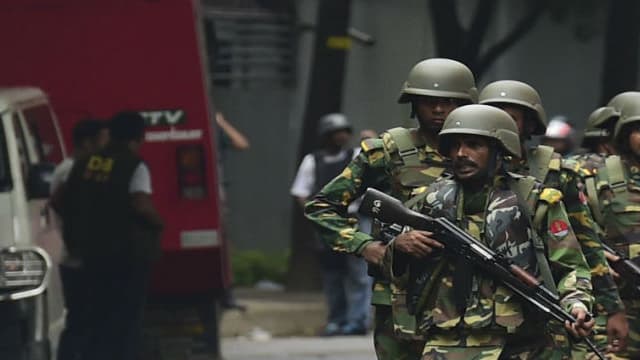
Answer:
[483,146,506,184]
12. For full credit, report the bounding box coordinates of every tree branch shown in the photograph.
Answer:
[475,0,547,77]
[429,0,464,59]
[464,0,497,64]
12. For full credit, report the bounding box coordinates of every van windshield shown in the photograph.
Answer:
[0,123,11,191]
[23,105,63,164]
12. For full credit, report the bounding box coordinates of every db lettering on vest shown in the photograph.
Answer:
[85,156,114,182]
[550,220,569,237]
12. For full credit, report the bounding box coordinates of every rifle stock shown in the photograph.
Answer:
[359,188,605,360]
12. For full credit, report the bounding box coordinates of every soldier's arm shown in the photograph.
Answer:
[304,138,389,255]
[538,188,594,312]
[561,169,625,315]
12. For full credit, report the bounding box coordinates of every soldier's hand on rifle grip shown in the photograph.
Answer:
[393,230,444,258]
[606,311,628,353]
[565,306,595,338]
[604,251,621,279]
[604,250,621,263]
[361,241,387,265]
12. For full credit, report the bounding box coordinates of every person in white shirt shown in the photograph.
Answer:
[291,114,373,336]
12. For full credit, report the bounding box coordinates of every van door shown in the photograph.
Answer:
[15,103,66,341]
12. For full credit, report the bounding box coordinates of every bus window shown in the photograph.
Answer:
[23,105,64,164]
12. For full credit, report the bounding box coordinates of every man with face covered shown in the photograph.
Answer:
[291,113,372,336]
[305,58,476,359]
[595,100,640,359]
[383,104,593,359]
[479,81,626,357]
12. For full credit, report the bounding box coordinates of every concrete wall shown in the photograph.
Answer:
[213,0,317,251]
[343,0,435,133]
[482,3,606,131]
[215,1,609,251]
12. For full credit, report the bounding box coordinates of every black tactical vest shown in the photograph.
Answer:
[62,145,154,262]
[312,148,354,195]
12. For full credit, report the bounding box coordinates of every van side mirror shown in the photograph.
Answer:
[27,163,55,199]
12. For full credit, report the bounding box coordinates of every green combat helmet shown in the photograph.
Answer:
[582,106,619,144]
[614,100,640,143]
[438,104,521,158]
[607,91,640,112]
[479,80,547,135]
[398,58,477,103]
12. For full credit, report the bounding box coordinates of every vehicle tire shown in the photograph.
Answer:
[195,296,222,359]
[0,295,50,360]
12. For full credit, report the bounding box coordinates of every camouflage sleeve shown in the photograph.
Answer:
[561,167,625,315]
[538,187,594,312]
[304,138,390,254]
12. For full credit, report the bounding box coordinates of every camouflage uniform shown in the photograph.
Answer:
[568,152,622,356]
[517,148,623,314]
[570,152,609,244]
[305,58,477,360]
[478,80,620,357]
[510,148,623,357]
[596,158,640,359]
[379,104,593,359]
[305,129,447,359]
[385,174,593,359]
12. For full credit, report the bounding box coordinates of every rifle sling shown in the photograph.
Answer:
[510,178,559,296]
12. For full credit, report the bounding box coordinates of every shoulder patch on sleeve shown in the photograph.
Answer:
[539,187,564,204]
[360,138,384,153]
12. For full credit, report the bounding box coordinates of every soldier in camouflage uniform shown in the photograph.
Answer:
[478,81,626,358]
[569,106,620,245]
[572,92,640,259]
[574,91,640,176]
[384,104,594,359]
[595,99,640,359]
[305,58,477,360]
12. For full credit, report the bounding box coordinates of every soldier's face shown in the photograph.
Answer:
[448,134,492,181]
[415,96,463,132]
[496,104,535,140]
[628,128,640,157]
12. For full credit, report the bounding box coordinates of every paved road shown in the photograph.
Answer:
[221,335,375,360]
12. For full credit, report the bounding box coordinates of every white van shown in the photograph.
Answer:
[0,87,65,359]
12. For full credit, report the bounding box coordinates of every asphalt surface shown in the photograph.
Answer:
[221,335,375,360]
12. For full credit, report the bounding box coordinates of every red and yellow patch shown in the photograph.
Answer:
[550,220,569,237]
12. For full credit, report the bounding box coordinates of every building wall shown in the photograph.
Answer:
[483,3,606,131]
[212,0,317,251]
[215,1,609,251]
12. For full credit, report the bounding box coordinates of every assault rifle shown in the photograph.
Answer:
[601,242,640,295]
[359,188,605,360]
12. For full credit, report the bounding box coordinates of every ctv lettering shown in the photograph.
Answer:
[140,110,186,126]
[165,110,184,125]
